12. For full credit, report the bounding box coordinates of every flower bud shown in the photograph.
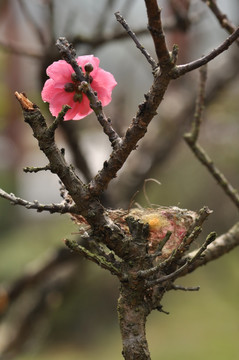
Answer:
[73,92,83,103]
[71,73,78,82]
[64,83,75,92]
[84,62,94,73]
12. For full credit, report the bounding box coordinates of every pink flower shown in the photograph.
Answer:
[41,55,117,121]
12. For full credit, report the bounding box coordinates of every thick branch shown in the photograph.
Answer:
[144,0,172,69]
[15,93,128,259]
[118,284,151,360]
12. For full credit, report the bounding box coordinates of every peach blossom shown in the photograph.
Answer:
[41,55,117,120]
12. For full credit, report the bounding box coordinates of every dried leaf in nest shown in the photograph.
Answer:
[72,206,198,259]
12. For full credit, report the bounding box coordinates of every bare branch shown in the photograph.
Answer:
[184,69,239,210]
[114,11,157,70]
[178,222,239,275]
[0,188,77,214]
[170,284,200,291]
[188,65,207,143]
[65,239,121,276]
[144,0,172,69]
[172,26,239,78]
[148,232,216,286]
[201,0,239,45]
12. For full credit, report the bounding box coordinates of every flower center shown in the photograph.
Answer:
[64,62,94,103]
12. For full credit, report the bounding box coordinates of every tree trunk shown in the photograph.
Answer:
[118,283,151,360]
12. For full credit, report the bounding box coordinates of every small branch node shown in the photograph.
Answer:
[23,164,51,173]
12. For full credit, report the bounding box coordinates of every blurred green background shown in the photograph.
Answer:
[0,0,239,359]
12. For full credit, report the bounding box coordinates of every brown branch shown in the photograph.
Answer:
[147,232,217,286]
[114,11,157,70]
[89,65,170,195]
[201,0,239,45]
[144,0,172,69]
[178,222,239,275]
[0,188,77,214]
[184,69,239,210]
[189,65,207,143]
[172,26,239,78]
[15,93,128,259]
[65,239,121,276]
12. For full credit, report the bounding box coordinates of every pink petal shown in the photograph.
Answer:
[76,55,100,76]
[63,102,82,120]
[67,95,92,120]
[41,79,63,102]
[92,68,117,106]
[49,91,74,117]
[46,60,73,83]
[42,55,117,121]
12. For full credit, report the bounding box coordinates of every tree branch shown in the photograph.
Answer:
[178,222,239,275]
[172,26,239,78]
[201,0,239,45]
[184,69,239,210]
[144,0,172,69]
[0,188,77,214]
[114,11,158,70]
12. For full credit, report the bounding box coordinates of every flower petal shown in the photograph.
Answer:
[92,68,117,106]
[76,55,100,76]
[49,91,74,117]
[42,55,117,121]
[46,60,73,83]
[41,79,63,103]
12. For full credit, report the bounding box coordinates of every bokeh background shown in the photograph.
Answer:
[0,0,239,359]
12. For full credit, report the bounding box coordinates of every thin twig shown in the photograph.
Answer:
[184,68,239,210]
[0,188,77,214]
[160,206,212,269]
[189,65,207,143]
[170,284,200,291]
[65,239,121,276]
[178,222,239,275]
[172,26,239,78]
[114,11,158,70]
[184,141,239,209]
[201,0,239,45]
[23,165,51,173]
[147,232,216,286]
[48,104,71,136]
